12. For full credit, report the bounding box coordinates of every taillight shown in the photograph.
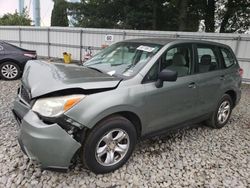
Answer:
[239,68,243,77]
[24,53,36,58]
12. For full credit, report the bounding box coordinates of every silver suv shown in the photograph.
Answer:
[13,38,242,174]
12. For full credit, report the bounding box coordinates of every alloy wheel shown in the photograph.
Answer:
[95,129,130,166]
[1,64,18,79]
[217,100,231,124]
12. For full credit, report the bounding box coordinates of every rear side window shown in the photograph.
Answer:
[197,45,219,73]
[220,48,235,68]
[0,45,3,51]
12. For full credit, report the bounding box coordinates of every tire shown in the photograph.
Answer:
[0,62,21,80]
[206,94,233,129]
[82,116,137,174]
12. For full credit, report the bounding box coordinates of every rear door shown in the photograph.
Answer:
[194,44,224,116]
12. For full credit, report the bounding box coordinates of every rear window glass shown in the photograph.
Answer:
[196,45,219,73]
[197,48,217,63]
[220,48,235,68]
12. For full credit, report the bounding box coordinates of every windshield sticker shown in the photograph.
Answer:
[137,45,155,52]
[107,70,116,76]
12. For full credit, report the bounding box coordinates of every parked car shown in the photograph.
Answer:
[12,38,242,174]
[0,41,37,80]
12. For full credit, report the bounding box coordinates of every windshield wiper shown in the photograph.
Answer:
[111,63,123,66]
[85,66,103,73]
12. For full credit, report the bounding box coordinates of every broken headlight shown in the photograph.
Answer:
[32,94,86,117]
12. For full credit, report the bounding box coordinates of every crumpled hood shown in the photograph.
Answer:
[22,60,122,98]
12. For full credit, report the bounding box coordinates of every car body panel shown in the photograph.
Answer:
[13,96,30,121]
[22,60,122,98]
[221,47,242,105]
[195,70,224,115]
[12,38,242,170]
[142,75,199,134]
[65,83,147,130]
[0,41,36,71]
[17,110,81,169]
[13,90,81,169]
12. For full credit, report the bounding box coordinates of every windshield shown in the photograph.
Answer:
[84,42,162,77]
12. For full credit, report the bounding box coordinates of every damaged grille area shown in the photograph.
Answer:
[20,86,31,104]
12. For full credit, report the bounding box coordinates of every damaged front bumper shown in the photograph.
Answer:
[13,97,81,170]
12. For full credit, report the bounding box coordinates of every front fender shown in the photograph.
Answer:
[64,87,146,129]
[84,105,142,129]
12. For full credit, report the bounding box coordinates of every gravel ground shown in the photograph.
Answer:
[0,80,249,188]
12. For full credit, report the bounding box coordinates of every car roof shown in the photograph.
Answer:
[0,40,22,48]
[123,38,175,45]
[123,38,229,48]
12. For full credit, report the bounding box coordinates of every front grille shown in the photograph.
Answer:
[20,86,31,104]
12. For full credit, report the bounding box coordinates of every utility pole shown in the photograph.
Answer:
[33,0,41,26]
[19,0,24,14]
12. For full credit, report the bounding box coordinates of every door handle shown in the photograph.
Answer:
[188,82,196,89]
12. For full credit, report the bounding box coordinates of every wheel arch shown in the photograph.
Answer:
[0,58,20,65]
[225,90,237,107]
[87,111,142,138]
[0,58,22,70]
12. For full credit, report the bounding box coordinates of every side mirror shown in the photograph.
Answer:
[155,69,177,88]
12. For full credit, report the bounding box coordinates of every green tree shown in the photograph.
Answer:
[0,10,31,26]
[172,0,203,31]
[69,0,250,33]
[69,0,171,30]
[202,0,250,33]
[51,0,69,26]
[204,0,216,32]
[69,0,202,31]
[69,0,124,28]
[217,0,250,33]
[118,0,162,30]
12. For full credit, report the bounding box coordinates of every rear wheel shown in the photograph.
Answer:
[82,116,137,174]
[0,62,21,80]
[206,94,233,129]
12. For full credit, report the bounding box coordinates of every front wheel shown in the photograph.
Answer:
[206,94,233,129]
[82,116,137,174]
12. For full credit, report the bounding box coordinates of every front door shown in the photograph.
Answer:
[143,43,199,134]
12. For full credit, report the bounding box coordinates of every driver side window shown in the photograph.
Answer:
[143,44,192,83]
[162,45,192,77]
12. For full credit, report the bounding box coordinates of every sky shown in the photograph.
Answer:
[0,0,54,26]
